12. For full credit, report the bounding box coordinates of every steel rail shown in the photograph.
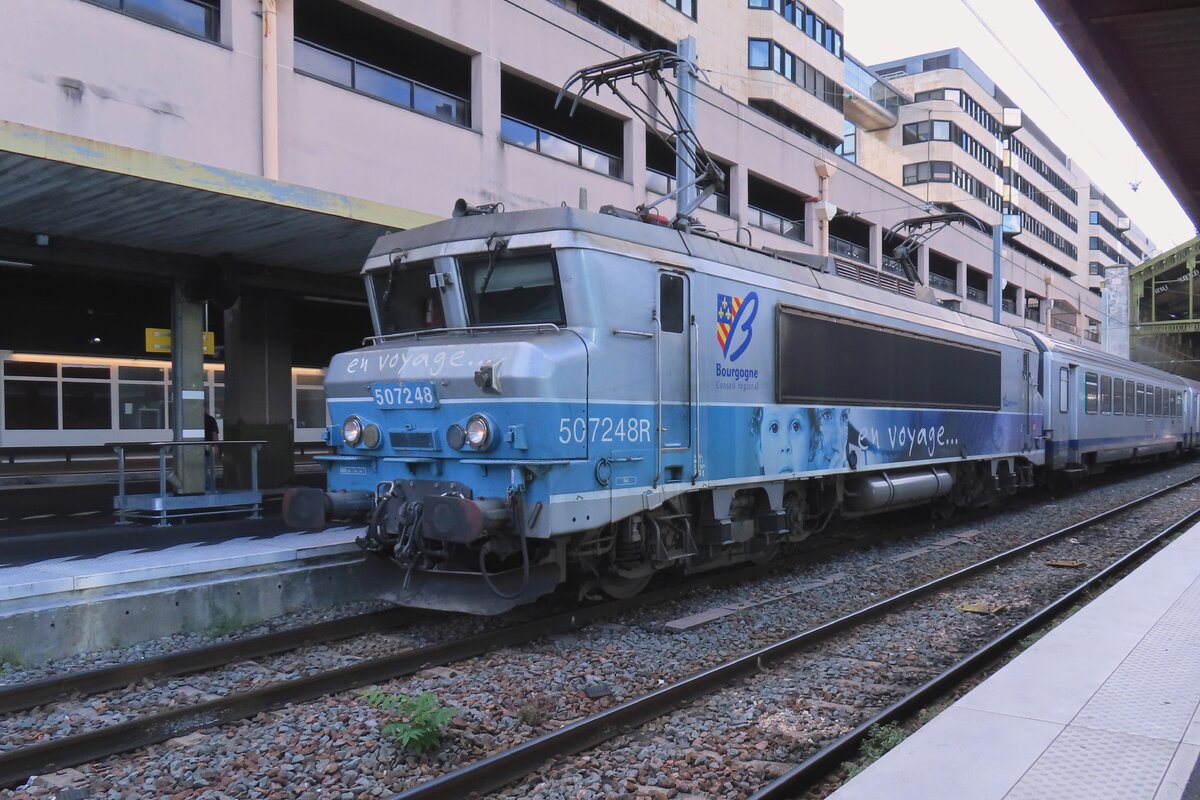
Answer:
[747,504,1200,799]
[0,608,422,717]
[0,543,835,789]
[385,474,1200,800]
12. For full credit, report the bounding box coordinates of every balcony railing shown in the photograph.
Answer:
[928,272,957,293]
[966,286,987,304]
[645,169,731,215]
[881,254,907,277]
[502,116,622,179]
[749,205,805,242]
[1050,316,1078,335]
[1025,307,1041,323]
[829,235,869,263]
[1002,299,1016,315]
[295,40,469,127]
[1084,328,1100,343]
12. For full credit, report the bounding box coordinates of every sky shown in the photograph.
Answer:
[840,0,1196,253]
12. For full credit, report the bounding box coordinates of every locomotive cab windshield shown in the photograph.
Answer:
[369,249,566,335]
[370,260,445,334]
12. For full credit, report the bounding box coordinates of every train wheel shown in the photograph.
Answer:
[599,569,653,599]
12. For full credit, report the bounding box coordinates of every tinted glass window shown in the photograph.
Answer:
[660,274,685,333]
[1084,373,1098,414]
[460,250,565,327]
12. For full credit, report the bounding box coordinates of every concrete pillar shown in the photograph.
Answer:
[171,280,206,494]
[917,245,930,287]
[626,114,646,196]
[1015,286,1026,323]
[868,223,883,268]
[472,53,503,199]
[224,295,294,488]
[956,260,967,298]
[730,162,749,234]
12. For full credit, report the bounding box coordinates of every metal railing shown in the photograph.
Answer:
[749,205,804,242]
[1025,307,1041,323]
[1051,316,1078,335]
[644,169,730,214]
[503,116,622,178]
[881,254,906,277]
[1085,328,1101,343]
[1002,299,1016,315]
[295,39,469,127]
[829,235,869,263]
[928,272,957,293]
[112,440,265,526]
[966,286,987,304]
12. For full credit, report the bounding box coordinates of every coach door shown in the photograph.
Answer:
[657,271,693,482]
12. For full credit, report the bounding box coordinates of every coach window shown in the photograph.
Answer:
[1058,367,1069,413]
[1100,375,1113,414]
[1124,381,1135,415]
[1113,379,1125,415]
[1136,383,1145,416]
[1084,372,1099,414]
[1154,386,1162,417]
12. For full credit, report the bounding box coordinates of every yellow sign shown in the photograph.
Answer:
[144,328,216,356]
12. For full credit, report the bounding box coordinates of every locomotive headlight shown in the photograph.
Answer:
[361,423,382,450]
[465,414,492,450]
[342,416,364,446]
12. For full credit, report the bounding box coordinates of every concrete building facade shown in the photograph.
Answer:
[861,48,1155,346]
[0,0,1161,464]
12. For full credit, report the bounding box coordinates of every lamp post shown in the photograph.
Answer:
[994,107,1023,324]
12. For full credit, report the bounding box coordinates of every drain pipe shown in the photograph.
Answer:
[261,0,279,180]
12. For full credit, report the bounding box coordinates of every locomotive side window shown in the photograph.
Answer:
[777,307,999,409]
[1058,367,1069,413]
[1100,375,1113,414]
[459,250,565,327]
[1124,381,1135,415]
[659,273,685,333]
[1084,372,1098,414]
[1113,379,1125,414]
[370,259,446,335]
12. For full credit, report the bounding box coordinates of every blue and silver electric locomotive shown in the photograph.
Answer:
[283,204,1194,614]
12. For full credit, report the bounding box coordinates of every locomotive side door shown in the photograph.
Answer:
[657,270,692,482]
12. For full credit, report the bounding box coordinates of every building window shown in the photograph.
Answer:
[664,0,697,19]
[89,0,220,41]
[746,2,844,60]
[749,39,771,69]
[747,40,843,111]
[836,120,856,163]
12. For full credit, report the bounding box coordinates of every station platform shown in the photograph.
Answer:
[0,522,372,663]
[830,521,1200,800]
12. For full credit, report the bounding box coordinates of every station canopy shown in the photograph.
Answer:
[1037,0,1200,226]
[0,121,439,285]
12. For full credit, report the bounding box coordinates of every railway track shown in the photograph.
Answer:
[0,537,884,788]
[4,467,1197,793]
[382,475,1200,800]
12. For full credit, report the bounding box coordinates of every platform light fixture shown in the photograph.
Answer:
[0,259,34,269]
